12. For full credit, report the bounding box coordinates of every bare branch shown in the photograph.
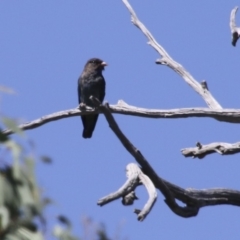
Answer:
[3,101,240,136]
[2,106,96,136]
[182,141,240,159]
[122,0,221,109]
[134,164,157,221]
[97,163,140,207]
[98,163,157,221]
[166,183,240,208]
[230,6,240,46]
[95,100,240,217]
[4,98,240,217]
[113,100,240,123]
[97,100,199,217]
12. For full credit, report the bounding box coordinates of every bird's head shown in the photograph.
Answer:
[84,58,107,72]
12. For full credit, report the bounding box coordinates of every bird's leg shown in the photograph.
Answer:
[89,96,101,109]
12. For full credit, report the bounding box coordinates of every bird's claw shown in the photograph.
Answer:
[78,103,86,110]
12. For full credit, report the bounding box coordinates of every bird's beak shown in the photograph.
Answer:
[101,61,108,66]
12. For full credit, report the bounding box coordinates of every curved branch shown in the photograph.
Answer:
[3,101,240,136]
[96,100,240,217]
[3,101,240,217]
[165,180,240,208]
[182,141,240,159]
[135,164,157,221]
[97,100,198,217]
[2,107,96,136]
[230,6,240,46]
[97,163,140,207]
[122,0,221,109]
[98,163,157,221]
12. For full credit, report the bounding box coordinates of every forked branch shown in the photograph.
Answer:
[122,0,221,109]
[93,99,240,218]
[98,163,157,221]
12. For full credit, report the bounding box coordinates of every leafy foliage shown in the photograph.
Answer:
[0,93,121,240]
[0,140,45,240]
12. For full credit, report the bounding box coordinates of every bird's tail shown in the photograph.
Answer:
[81,114,99,139]
[82,128,93,138]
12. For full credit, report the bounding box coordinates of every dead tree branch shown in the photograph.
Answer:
[97,163,157,221]
[230,6,240,46]
[182,141,240,159]
[93,99,240,218]
[93,99,198,218]
[97,163,141,207]
[3,101,240,136]
[122,0,221,109]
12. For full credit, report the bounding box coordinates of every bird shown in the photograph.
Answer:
[78,58,107,138]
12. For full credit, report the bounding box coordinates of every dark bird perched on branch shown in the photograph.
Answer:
[78,58,107,138]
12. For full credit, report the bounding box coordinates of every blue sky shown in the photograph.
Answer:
[0,1,240,239]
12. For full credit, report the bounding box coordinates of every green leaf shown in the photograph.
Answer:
[1,168,21,212]
[4,140,22,180]
[0,128,9,142]
[53,225,79,240]
[0,206,9,232]
[23,156,36,185]
[0,174,5,206]
[23,157,41,208]
[15,228,44,240]
[2,117,24,136]
[3,234,20,240]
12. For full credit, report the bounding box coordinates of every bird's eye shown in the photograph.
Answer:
[90,60,95,63]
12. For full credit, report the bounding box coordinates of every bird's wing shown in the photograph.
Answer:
[97,75,106,103]
[77,76,83,104]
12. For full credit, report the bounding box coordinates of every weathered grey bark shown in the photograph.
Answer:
[182,141,240,159]
[122,0,221,110]
[3,102,240,136]
[96,100,240,218]
[97,163,157,221]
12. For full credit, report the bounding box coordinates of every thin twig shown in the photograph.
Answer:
[230,6,240,46]
[182,141,240,159]
[88,97,193,217]
[96,100,240,217]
